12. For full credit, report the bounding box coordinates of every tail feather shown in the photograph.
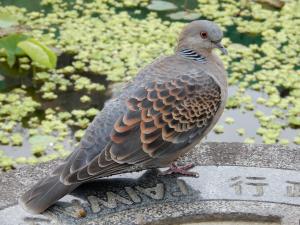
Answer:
[19,175,79,214]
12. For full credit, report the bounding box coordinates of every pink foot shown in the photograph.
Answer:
[159,163,199,177]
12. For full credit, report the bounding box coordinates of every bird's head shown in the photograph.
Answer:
[177,20,227,55]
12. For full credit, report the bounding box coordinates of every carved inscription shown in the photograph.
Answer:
[286,181,300,197]
[48,166,300,219]
[86,181,190,213]
[87,193,132,213]
[124,187,141,203]
[229,176,268,197]
[229,176,300,199]
[135,183,164,200]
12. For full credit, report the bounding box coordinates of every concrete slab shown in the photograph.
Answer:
[0,143,299,225]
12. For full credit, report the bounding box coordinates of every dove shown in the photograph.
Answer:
[20,20,228,214]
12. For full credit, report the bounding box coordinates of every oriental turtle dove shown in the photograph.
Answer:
[20,20,228,214]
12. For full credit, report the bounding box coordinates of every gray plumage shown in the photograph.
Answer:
[19,20,228,214]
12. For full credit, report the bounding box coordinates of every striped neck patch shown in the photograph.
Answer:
[179,49,207,63]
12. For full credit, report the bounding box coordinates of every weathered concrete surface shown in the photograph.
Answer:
[0,142,299,225]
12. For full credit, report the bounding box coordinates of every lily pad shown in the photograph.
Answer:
[29,135,56,146]
[147,1,177,11]
[17,38,57,69]
[167,11,200,21]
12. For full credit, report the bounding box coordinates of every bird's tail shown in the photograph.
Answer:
[19,174,79,214]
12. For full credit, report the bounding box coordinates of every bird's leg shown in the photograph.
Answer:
[159,162,199,177]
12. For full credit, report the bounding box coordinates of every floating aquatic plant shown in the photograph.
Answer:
[236,128,245,136]
[17,38,57,69]
[0,151,14,171]
[213,125,224,134]
[0,34,57,69]
[225,117,235,125]
[11,133,23,146]
[244,137,255,144]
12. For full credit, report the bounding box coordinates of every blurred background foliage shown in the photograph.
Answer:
[0,0,299,170]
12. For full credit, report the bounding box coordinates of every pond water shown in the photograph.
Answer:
[0,0,299,169]
[0,82,298,160]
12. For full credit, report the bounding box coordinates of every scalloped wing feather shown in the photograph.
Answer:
[61,73,221,184]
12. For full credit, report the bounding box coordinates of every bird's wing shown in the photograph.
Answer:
[61,72,222,184]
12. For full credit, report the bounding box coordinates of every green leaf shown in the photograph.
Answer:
[147,1,177,11]
[0,13,19,28]
[0,34,28,67]
[17,38,57,69]
[167,11,200,20]
[27,38,57,68]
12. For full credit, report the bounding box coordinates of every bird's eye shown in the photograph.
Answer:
[200,32,208,39]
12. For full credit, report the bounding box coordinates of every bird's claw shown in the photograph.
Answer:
[159,163,199,177]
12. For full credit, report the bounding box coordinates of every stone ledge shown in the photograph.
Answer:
[0,142,299,225]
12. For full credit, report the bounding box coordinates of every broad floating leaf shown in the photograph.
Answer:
[167,11,200,21]
[0,34,28,67]
[147,1,177,11]
[17,38,57,69]
[29,135,56,146]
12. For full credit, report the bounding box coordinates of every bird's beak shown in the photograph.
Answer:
[214,42,228,55]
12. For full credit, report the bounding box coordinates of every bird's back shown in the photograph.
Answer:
[81,52,225,155]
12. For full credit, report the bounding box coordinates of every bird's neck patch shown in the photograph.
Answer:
[179,49,207,63]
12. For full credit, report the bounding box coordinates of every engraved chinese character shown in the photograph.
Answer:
[229,176,243,195]
[286,181,300,197]
[229,176,268,197]
[245,177,268,197]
